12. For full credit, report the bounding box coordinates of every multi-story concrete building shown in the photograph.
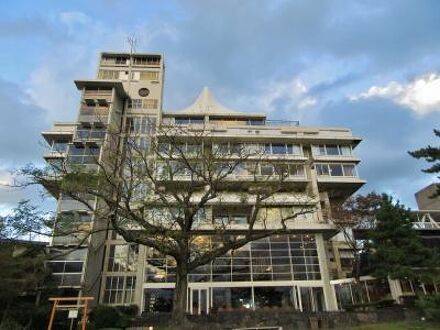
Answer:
[41,51,365,314]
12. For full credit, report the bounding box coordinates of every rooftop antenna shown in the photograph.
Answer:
[127,34,137,87]
[127,34,137,55]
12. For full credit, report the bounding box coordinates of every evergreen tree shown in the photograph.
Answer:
[409,128,440,197]
[367,194,436,280]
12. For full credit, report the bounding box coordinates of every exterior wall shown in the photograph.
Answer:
[416,183,440,210]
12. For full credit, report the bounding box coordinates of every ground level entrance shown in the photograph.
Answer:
[143,284,326,314]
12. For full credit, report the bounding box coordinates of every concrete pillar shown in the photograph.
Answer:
[316,233,338,311]
[135,245,146,314]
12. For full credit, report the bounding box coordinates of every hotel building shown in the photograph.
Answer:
[41,51,365,314]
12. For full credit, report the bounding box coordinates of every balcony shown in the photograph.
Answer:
[74,129,106,141]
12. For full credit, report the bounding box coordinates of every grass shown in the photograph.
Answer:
[350,321,440,330]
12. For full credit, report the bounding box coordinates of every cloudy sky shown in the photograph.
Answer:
[1,0,439,213]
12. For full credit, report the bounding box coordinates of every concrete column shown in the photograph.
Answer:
[135,244,146,314]
[316,233,338,311]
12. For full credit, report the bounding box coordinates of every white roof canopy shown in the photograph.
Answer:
[179,86,238,115]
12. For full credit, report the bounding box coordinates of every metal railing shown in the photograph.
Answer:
[264,120,300,127]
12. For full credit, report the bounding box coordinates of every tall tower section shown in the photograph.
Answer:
[42,52,164,302]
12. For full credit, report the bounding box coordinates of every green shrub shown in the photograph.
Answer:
[88,304,138,329]
[415,294,440,321]
[115,304,139,317]
[89,305,120,329]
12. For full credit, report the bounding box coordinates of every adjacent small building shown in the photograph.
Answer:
[416,183,440,211]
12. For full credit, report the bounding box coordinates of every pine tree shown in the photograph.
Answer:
[367,194,436,280]
[409,128,440,197]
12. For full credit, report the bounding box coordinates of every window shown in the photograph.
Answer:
[247,119,264,126]
[140,71,159,80]
[98,70,120,80]
[260,164,274,175]
[115,57,128,64]
[128,99,158,109]
[264,143,302,155]
[343,164,356,176]
[315,163,357,177]
[329,164,343,176]
[316,164,330,176]
[143,99,158,109]
[106,276,124,303]
[47,261,84,287]
[52,141,68,153]
[213,213,248,225]
[128,99,143,109]
[175,116,204,125]
[340,146,352,156]
[312,144,352,156]
[126,117,156,134]
[133,56,161,66]
[108,244,138,272]
[289,164,305,177]
[167,143,202,155]
[68,145,101,164]
[271,144,286,154]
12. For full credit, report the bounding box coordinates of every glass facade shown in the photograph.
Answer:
[103,275,137,304]
[144,235,320,283]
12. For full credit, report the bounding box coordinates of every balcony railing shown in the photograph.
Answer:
[264,120,300,127]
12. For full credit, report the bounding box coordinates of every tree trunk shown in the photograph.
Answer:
[170,266,189,329]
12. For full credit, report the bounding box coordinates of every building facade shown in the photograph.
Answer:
[41,51,366,314]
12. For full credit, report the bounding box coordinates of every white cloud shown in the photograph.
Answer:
[236,78,317,114]
[350,73,440,114]
[59,11,90,26]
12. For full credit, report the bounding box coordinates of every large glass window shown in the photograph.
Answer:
[67,145,101,164]
[126,116,156,134]
[329,164,343,176]
[47,260,83,287]
[254,287,295,309]
[108,244,138,272]
[212,287,253,311]
[144,288,173,312]
[144,235,321,285]
[316,163,358,177]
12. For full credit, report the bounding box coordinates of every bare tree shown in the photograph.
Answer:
[330,193,382,279]
[16,122,316,327]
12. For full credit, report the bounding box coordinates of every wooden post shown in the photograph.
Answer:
[47,297,93,330]
[81,298,88,330]
[47,299,58,330]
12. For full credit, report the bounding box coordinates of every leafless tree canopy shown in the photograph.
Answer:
[15,122,316,324]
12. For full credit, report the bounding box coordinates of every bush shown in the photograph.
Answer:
[415,294,440,321]
[89,304,138,329]
[89,305,120,329]
[115,304,139,317]
[0,318,23,330]
[342,299,396,312]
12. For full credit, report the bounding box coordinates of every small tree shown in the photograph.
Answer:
[409,128,440,197]
[0,204,49,329]
[16,124,316,327]
[367,194,437,281]
[331,192,382,278]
